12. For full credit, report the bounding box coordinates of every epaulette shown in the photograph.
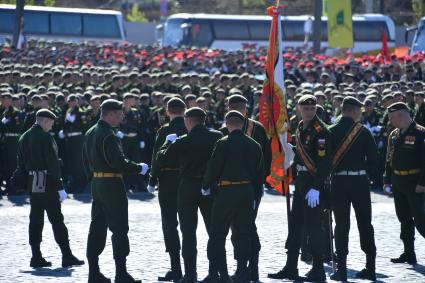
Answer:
[416,125,425,132]
[313,121,322,132]
[390,128,400,137]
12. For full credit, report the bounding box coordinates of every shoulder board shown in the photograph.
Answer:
[416,125,425,132]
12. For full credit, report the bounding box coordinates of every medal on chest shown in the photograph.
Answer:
[318,138,326,157]
[404,135,416,145]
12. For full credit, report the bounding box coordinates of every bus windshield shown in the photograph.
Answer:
[164,18,187,46]
[412,18,425,54]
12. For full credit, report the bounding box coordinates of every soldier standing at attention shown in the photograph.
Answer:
[328,97,378,281]
[220,94,272,281]
[148,98,187,282]
[268,95,332,282]
[204,110,265,283]
[17,109,84,268]
[83,99,149,283]
[156,107,223,283]
[384,102,425,266]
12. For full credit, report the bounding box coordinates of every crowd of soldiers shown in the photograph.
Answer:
[1,40,425,283]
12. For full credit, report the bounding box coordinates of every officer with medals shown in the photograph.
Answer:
[384,102,425,266]
[268,94,332,282]
[329,96,378,281]
[17,109,84,268]
[83,99,149,283]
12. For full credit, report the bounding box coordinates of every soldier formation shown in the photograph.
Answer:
[1,40,425,283]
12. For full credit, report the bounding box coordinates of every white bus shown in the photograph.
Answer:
[162,13,395,53]
[0,4,126,43]
[410,16,425,54]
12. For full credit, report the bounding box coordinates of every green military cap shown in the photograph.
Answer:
[184,94,197,102]
[67,94,77,102]
[184,107,206,118]
[342,96,363,108]
[414,92,425,97]
[333,95,344,100]
[314,91,326,99]
[40,94,49,100]
[56,94,65,102]
[31,95,42,101]
[382,94,393,101]
[181,85,192,91]
[36,109,57,120]
[287,84,297,90]
[320,72,330,78]
[123,93,136,99]
[201,91,212,98]
[139,93,150,100]
[152,91,163,98]
[130,88,141,95]
[227,94,248,104]
[387,102,409,113]
[1,92,12,98]
[167,97,186,109]
[101,99,123,111]
[298,94,317,106]
[225,110,245,122]
[344,72,354,78]
[11,95,19,100]
[90,95,101,101]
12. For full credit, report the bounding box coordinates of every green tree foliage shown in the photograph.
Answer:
[412,0,425,23]
[126,3,148,22]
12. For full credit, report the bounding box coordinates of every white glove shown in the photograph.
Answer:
[371,125,382,133]
[305,188,320,208]
[58,189,68,202]
[116,131,124,139]
[166,133,177,143]
[140,141,146,149]
[66,113,76,123]
[201,187,211,196]
[147,185,156,193]
[58,130,66,139]
[139,163,149,175]
[1,117,10,124]
[383,185,392,194]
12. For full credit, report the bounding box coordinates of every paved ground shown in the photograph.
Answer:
[0,190,424,283]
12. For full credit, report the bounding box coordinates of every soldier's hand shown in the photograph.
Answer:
[383,184,392,194]
[116,131,125,139]
[58,189,68,202]
[58,130,66,139]
[140,140,146,149]
[139,163,149,175]
[1,117,10,124]
[66,113,76,123]
[146,185,156,193]
[166,133,177,143]
[415,184,425,193]
[305,188,320,208]
[201,187,211,196]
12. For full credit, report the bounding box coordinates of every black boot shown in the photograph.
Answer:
[232,260,249,283]
[299,257,326,282]
[158,252,183,281]
[355,269,376,281]
[30,257,52,268]
[330,255,347,282]
[62,254,85,268]
[115,258,141,283]
[248,254,259,282]
[179,273,197,283]
[391,240,417,264]
[267,252,298,280]
[88,257,111,283]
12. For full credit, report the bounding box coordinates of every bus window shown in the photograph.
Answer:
[354,21,389,41]
[212,20,249,40]
[24,11,49,34]
[248,21,270,40]
[282,20,304,41]
[0,9,14,32]
[51,13,82,36]
[190,20,213,47]
[412,19,425,53]
[83,14,120,38]
[164,18,185,46]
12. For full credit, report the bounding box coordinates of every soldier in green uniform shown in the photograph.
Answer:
[329,97,378,281]
[384,102,425,266]
[156,107,223,283]
[219,94,272,281]
[268,95,332,282]
[83,99,149,283]
[0,92,25,194]
[204,110,264,283]
[23,95,43,131]
[60,94,89,193]
[148,98,187,282]
[17,109,84,268]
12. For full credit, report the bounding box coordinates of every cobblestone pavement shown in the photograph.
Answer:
[0,190,424,283]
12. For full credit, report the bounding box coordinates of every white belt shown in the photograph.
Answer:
[125,133,138,138]
[296,165,308,172]
[334,170,366,176]
[67,132,82,137]
[4,133,20,137]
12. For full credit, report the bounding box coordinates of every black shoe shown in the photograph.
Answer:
[158,270,183,282]
[179,274,197,283]
[298,268,326,282]
[62,254,85,268]
[30,257,52,268]
[301,252,312,262]
[115,272,141,283]
[330,269,347,282]
[267,266,298,280]
[88,271,112,283]
[390,252,417,265]
[201,273,219,283]
[355,268,376,281]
